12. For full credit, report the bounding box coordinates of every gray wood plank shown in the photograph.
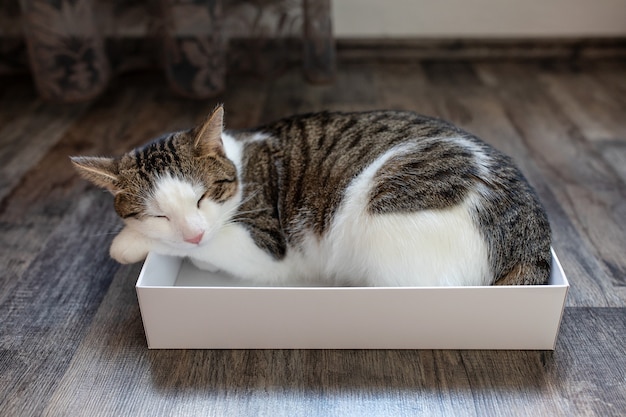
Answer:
[596,140,626,184]
[260,62,379,123]
[0,77,89,200]
[585,60,626,109]
[0,192,121,417]
[373,62,434,114]
[536,63,626,297]
[0,77,39,129]
[473,62,626,298]
[537,65,626,143]
[0,84,137,301]
[0,101,88,201]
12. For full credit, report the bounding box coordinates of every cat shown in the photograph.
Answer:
[71,105,551,287]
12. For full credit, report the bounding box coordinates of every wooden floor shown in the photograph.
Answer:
[1,58,625,417]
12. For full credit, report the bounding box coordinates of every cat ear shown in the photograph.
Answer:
[70,156,120,194]
[193,105,224,155]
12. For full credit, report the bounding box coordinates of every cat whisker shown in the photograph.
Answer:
[224,217,257,225]
[90,232,122,237]
[232,207,272,217]
[217,189,264,221]
[60,230,121,240]
[238,187,263,205]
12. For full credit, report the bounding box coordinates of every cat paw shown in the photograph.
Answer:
[189,257,220,272]
[110,228,151,264]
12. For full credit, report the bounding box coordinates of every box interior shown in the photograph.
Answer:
[138,249,569,289]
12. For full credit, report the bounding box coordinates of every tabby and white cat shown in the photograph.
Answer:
[72,106,551,286]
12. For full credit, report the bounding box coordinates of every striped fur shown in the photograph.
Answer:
[71,106,551,286]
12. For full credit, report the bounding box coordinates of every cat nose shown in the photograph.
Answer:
[184,231,204,245]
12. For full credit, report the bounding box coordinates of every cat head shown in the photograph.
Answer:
[71,106,239,250]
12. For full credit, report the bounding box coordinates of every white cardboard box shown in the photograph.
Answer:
[136,249,569,350]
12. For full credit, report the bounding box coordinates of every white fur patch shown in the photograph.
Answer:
[450,135,492,177]
[221,132,244,173]
[318,142,492,286]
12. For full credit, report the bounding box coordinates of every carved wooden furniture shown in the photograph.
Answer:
[16,0,335,101]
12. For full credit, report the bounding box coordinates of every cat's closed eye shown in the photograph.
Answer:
[197,192,208,208]
[123,212,141,219]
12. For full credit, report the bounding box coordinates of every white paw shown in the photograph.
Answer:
[110,227,152,264]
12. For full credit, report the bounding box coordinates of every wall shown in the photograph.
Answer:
[333,0,626,38]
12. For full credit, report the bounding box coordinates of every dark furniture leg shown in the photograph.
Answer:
[303,0,335,83]
[19,0,110,102]
[159,0,226,98]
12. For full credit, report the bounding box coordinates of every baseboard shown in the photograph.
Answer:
[335,38,626,61]
[2,36,625,76]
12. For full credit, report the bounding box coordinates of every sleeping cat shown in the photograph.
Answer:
[71,106,551,286]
